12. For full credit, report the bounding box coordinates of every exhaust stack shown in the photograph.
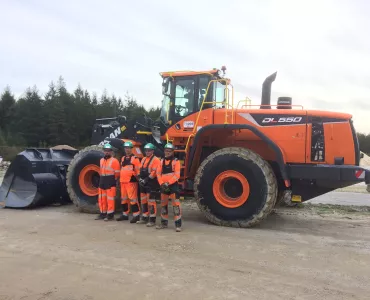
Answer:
[260,72,277,109]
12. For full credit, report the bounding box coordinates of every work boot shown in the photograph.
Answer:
[155,223,168,230]
[104,213,114,221]
[116,214,129,221]
[95,213,106,220]
[130,215,140,223]
[146,222,155,227]
[136,216,149,224]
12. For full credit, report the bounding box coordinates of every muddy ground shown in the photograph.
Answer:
[1,200,370,300]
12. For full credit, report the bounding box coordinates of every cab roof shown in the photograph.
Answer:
[160,69,219,78]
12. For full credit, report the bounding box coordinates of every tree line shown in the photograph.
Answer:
[0,77,370,155]
[0,77,160,148]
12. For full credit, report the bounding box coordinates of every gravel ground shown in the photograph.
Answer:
[1,202,370,300]
[1,168,370,299]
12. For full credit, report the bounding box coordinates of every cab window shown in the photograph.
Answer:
[174,78,195,117]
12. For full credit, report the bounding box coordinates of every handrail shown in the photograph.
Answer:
[185,134,194,152]
[240,104,304,110]
[193,78,234,134]
[236,97,252,109]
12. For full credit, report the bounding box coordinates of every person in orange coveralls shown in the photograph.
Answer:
[95,143,120,221]
[116,141,141,223]
[136,143,161,227]
[156,143,182,232]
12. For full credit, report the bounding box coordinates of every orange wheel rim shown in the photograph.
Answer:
[79,164,100,196]
[212,170,250,208]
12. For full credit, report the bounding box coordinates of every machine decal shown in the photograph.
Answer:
[99,126,122,145]
[239,113,307,127]
[239,113,348,127]
[183,121,194,128]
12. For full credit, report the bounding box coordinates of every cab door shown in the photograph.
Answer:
[169,76,197,125]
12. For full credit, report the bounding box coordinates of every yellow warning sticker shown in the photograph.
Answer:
[292,195,302,202]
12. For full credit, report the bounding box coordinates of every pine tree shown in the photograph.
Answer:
[10,86,44,146]
[0,86,16,133]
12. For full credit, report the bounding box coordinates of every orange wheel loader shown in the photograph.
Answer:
[1,67,369,228]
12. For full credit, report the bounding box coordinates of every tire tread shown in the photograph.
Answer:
[194,147,278,228]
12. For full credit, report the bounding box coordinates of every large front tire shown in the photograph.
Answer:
[194,147,278,228]
[66,145,103,213]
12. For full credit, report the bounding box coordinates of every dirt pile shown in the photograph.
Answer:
[51,144,77,151]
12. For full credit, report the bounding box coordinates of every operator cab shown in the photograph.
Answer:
[157,67,229,133]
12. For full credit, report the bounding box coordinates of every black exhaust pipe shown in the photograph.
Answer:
[260,72,277,109]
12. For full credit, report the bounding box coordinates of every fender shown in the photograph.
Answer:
[186,124,290,187]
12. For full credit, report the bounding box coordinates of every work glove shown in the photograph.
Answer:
[139,177,149,187]
[161,182,171,194]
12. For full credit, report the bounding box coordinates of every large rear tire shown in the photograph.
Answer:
[194,147,278,228]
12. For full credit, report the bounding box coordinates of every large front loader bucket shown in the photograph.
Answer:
[0,148,78,208]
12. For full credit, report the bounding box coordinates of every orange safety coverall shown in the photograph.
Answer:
[120,155,141,217]
[139,154,160,221]
[157,157,182,227]
[98,156,120,214]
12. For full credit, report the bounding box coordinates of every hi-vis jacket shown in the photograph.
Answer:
[120,155,141,183]
[99,157,120,189]
[157,157,181,186]
[140,154,160,180]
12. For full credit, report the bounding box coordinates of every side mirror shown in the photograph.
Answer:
[162,77,171,95]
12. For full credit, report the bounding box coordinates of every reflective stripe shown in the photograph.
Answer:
[107,210,114,213]
[121,197,128,200]
[133,211,140,217]
[101,193,107,196]
[148,199,156,203]
[107,196,115,200]
[100,158,116,176]
[115,170,120,173]
[130,199,138,204]
[174,215,181,221]
[141,195,147,199]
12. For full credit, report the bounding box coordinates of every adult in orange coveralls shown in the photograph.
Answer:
[156,143,182,232]
[95,143,120,221]
[116,141,141,223]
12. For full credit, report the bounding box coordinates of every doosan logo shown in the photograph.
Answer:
[98,126,122,145]
[262,117,303,123]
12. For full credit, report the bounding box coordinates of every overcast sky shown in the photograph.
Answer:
[1,0,369,133]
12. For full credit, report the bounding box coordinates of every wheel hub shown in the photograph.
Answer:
[212,170,250,208]
[79,164,100,196]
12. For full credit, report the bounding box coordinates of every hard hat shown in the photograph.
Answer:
[144,143,155,150]
[123,141,133,148]
[103,143,113,150]
[164,143,175,150]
